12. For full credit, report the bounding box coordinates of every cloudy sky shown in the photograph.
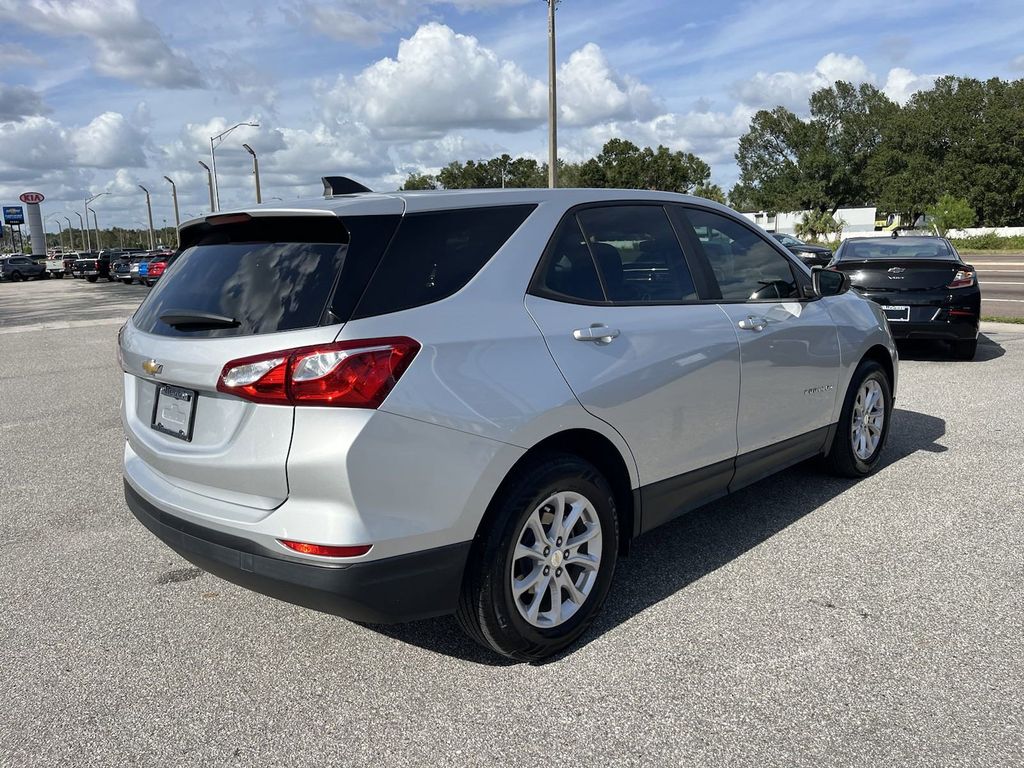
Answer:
[2,0,1023,230]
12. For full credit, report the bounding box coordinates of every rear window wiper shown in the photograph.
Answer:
[160,310,240,329]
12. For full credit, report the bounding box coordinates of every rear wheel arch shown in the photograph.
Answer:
[474,429,636,558]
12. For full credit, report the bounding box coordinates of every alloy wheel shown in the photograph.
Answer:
[851,379,885,460]
[510,490,602,628]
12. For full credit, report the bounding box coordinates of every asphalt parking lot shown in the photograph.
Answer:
[1,278,1023,767]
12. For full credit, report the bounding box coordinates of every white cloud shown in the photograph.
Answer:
[0,0,202,88]
[1013,54,1024,71]
[0,116,72,172]
[69,112,146,168]
[882,68,939,104]
[322,23,546,135]
[322,24,658,137]
[0,84,48,121]
[558,43,658,126]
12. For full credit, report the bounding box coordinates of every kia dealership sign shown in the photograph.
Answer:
[19,192,44,204]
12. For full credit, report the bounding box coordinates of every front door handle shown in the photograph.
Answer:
[737,315,768,332]
[573,324,620,345]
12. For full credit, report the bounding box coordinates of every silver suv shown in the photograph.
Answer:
[120,188,897,660]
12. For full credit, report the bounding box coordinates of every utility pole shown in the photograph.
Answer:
[139,185,155,250]
[83,202,92,251]
[163,176,180,246]
[89,208,101,250]
[547,0,559,188]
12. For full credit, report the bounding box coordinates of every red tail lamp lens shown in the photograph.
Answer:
[217,337,420,408]
[280,540,372,558]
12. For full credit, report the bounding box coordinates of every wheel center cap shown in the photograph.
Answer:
[551,550,564,567]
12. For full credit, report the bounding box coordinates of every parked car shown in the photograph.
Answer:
[63,252,81,276]
[112,252,146,284]
[771,233,833,267]
[142,250,174,286]
[44,252,67,278]
[120,189,898,660]
[0,254,47,281]
[74,252,113,282]
[830,235,980,359]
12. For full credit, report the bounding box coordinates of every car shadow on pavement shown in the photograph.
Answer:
[896,333,1004,362]
[366,407,947,666]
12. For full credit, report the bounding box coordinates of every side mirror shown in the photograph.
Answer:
[810,266,850,297]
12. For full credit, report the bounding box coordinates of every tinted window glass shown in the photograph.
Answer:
[535,215,605,303]
[576,206,696,303]
[686,209,799,301]
[134,216,357,338]
[352,205,535,319]
[838,239,955,260]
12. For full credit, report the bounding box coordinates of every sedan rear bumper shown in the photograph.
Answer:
[125,480,472,624]
[887,317,978,341]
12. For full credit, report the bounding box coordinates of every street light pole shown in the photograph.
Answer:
[242,143,262,204]
[547,0,560,188]
[82,202,92,252]
[62,216,75,251]
[163,176,180,246]
[47,215,65,251]
[138,185,155,251]
[74,211,86,252]
[85,192,109,252]
[88,207,100,250]
[209,121,259,211]
[198,160,215,212]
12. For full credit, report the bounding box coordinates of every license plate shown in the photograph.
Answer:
[152,385,197,441]
[882,305,910,322]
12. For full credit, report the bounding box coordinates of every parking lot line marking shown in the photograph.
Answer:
[0,317,127,335]
[970,261,1024,267]
[983,298,1024,303]
[979,281,1024,285]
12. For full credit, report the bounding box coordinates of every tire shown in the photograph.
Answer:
[457,454,619,661]
[822,360,892,478]
[86,276,97,283]
[951,338,977,361]
[56,272,64,279]
[10,271,22,282]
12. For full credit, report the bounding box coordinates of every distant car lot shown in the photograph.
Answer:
[1,279,1022,765]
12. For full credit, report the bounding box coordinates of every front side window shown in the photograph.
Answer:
[685,209,800,301]
[576,205,697,303]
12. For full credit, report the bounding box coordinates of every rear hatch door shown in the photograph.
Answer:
[121,209,401,510]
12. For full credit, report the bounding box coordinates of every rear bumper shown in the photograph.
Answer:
[125,480,471,624]
[888,318,978,341]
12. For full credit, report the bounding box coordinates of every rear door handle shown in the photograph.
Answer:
[573,324,620,345]
[737,315,768,332]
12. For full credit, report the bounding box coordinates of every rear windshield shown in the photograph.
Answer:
[133,215,364,338]
[839,240,955,260]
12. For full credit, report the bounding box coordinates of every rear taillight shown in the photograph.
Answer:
[280,540,371,558]
[217,337,420,408]
[149,261,167,276]
[947,269,975,289]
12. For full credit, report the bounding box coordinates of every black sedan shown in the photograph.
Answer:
[771,233,833,267]
[831,236,980,359]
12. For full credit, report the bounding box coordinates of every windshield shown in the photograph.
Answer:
[775,234,802,246]
[839,240,955,261]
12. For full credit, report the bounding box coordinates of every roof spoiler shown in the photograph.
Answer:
[322,176,372,197]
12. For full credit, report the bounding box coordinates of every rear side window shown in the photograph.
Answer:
[534,216,605,302]
[133,215,392,338]
[351,205,535,319]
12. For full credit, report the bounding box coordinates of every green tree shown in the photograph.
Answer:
[595,139,710,193]
[693,183,726,204]
[795,210,846,241]
[401,172,438,190]
[926,194,976,235]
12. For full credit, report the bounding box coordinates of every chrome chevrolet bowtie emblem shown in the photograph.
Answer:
[888,267,906,274]
[142,359,163,375]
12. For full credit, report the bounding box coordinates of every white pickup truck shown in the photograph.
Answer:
[44,252,67,278]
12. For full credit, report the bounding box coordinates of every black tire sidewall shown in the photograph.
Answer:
[836,361,892,475]
[473,456,618,659]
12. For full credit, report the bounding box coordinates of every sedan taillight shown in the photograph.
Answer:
[947,269,975,289]
[217,337,420,408]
